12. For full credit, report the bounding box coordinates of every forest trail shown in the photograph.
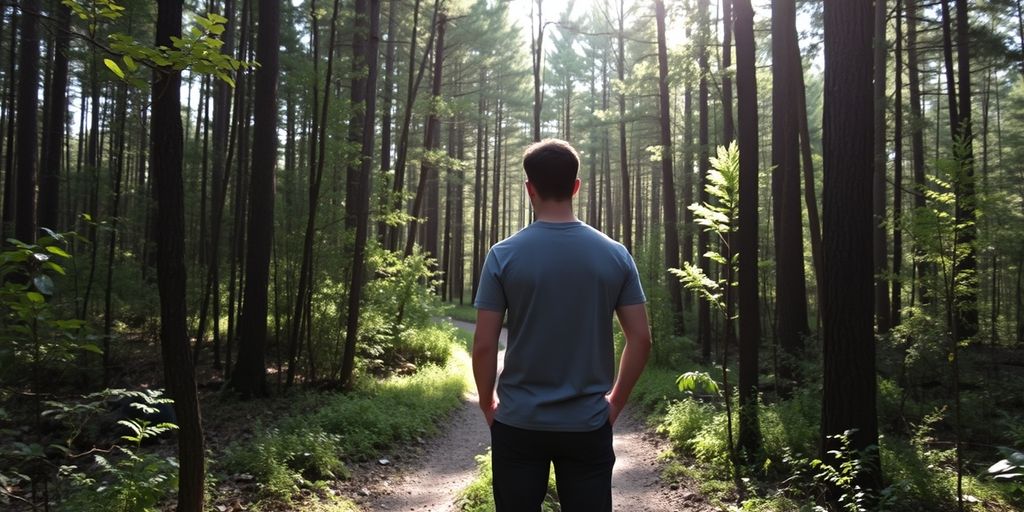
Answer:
[349,320,712,511]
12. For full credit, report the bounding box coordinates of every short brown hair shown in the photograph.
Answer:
[522,138,580,200]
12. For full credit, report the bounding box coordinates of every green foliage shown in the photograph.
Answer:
[676,371,720,396]
[49,389,179,512]
[358,246,449,373]
[63,0,248,89]
[223,333,469,503]
[0,233,92,385]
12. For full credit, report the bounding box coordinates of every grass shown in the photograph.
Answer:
[221,324,471,504]
[444,302,479,324]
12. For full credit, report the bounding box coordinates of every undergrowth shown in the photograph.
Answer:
[633,364,1024,511]
[222,325,471,502]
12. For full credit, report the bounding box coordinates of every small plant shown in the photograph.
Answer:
[808,431,892,512]
[50,389,180,512]
[987,447,1024,498]
[670,142,742,469]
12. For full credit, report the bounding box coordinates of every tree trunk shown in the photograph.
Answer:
[873,0,892,334]
[152,1,205,509]
[655,0,683,335]
[772,0,809,389]
[38,4,70,232]
[821,0,882,496]
[892,0,904,326]
[952,0,977,340]
[721,0,734,144]
[617,0,632,253]
[906,0,928,305]
[404,11,445,257]
[734,0,762,459]
[229,0,281,398]
[697,0,712,363]
[376,0,399,242]
[1,8,16,240]
[341,0,381,389]
[531,0,543,142]
[14,0,40,243]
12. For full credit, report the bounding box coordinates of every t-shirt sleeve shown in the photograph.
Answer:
[474,249,507,312]
[616,253,647,307]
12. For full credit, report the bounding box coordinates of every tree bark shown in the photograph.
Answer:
[892,0,904,326]
[38,3,70,232]
[617,0,632,253]
[873,0,892,334]
[404,11,445,257]
[771,0,809,388]
[341,0,381,389]
[14,0,40,243]
[229,0,281,398]
[697,0,712,363]
[655,0,683,335]
[721,0,734,144]
[152,1,205,509]
[734,0,762,459]
[821,0,882,495]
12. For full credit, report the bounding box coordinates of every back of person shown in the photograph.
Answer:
[472,138,652,512]
[477,220,643,432]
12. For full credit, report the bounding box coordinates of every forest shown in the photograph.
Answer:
[1,0,1023,510]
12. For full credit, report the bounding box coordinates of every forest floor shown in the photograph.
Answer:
[340,320,714,511]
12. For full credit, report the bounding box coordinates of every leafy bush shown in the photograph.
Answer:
[0,233,93,387]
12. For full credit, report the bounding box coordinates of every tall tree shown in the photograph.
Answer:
[38,3,71,231]
[655,0,683,335]
[530,0,543,142]
[14,0,41,243]
[952,0,977,341]
[721,0,734,143]
[341,0,382,389]
[771,0,809,388]
[821,0,882,496]
[229,0,281,398]
[616,0,632,253]
[873,0,892,333]
[697,0,712,363]
[151,0,205,508]
[734,0,761,458]
[404,10,446,257]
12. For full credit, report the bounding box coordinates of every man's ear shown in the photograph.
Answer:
[525,180,538,199]
[572,178,581,197]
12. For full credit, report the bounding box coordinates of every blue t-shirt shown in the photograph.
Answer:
[474,220,646,432]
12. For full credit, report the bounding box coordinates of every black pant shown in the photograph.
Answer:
[490,420,615,511]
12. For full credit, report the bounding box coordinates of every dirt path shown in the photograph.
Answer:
[349,320,711,511]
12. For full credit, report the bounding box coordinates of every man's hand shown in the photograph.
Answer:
[605,394,624,426]
[480,399,499,427]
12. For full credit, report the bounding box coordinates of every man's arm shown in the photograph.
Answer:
[472,308,504,426]
[607,303,652,425]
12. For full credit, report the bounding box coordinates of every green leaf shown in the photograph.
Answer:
[33,275,55,296]
[26,292,45,304]
[123,55,137,72]
[46,246,71,258]
[104,58,125,79]
[43,261,66,276]
[79,343,103,355]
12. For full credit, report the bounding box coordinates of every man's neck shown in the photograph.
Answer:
[532,202,577,223]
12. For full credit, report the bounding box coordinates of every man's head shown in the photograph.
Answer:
[522,138,581,202]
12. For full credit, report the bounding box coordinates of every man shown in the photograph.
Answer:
[472,138,652,511]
